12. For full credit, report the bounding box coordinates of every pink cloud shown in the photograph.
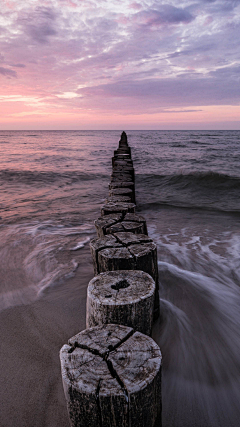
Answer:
[204,16,214,25]
[0,0,239,129]
[128,2,142,11]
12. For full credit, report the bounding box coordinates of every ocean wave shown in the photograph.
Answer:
[0,169,108,185]
[139,171,240,190]
[139,200,240,214]
[136,171,240,213]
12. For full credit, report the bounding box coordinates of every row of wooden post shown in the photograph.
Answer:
[60,132,162,426]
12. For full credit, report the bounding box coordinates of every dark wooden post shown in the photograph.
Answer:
[101,202,135,216]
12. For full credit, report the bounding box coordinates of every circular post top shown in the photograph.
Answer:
[87,270,155,306]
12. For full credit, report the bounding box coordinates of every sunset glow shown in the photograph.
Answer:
[1,0,240,129]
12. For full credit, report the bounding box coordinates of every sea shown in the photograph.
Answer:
[1,130,240,427]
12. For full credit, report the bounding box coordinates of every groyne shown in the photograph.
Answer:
[60,132,162,426]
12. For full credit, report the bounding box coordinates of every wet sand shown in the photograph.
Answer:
[0,246,93,427]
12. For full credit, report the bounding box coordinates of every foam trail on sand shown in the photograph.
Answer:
[0,221,95,311]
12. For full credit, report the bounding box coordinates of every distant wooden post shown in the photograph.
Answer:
[106,195,132,204]
[60,324,162,427]
[86,270,155,335]
[101,202,135,216]
[109,187,134,202]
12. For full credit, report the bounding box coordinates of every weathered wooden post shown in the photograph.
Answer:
[114,146,131,155]
[94,213,147,237]
[106,195,132,204]
[59,132,162,427]
[112,159,133,169]
[109,181,135,201]
[60,324,162,427]
[101,202,135,216]
[90,232,160,318]
[112,166,135,180]
[109,187,134,202]
[86,270,155,335]
[111,173,134,183]
[124,212,148,234]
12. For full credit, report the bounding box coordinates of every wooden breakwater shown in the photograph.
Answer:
[60,132,162,427]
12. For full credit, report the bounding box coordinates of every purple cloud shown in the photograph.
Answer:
[18,6,57,44]
[11,64,26,68]
[0,67,17,78]
[0,0,239,122]
[77,69,240,109]
[128,4,194,29]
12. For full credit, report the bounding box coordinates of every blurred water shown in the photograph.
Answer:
[0,130,240,426]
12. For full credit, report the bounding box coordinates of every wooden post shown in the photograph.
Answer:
[110,175,133,183]
[59,132,162,427]
[109,187,134,202]
[111,172,134,182]
[95,214,148,237]
[90,232,160,318]
[101,202,135,216]
[113,166,135,178]
[124,213,148,234]
[112,160,133,169]
[112,155,131,167]
[86,270,155,335]
[94,213,123,237]
[90,235,122,275]
[109,181,135,204]
[60,324,162,427]
[106,195,132,204]
[114,148,131,156]
[109,181,134,190]
[119,131,128,145]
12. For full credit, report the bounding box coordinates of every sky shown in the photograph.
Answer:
[0,0,240,129]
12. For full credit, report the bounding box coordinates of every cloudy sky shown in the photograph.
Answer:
[0,0,240,129]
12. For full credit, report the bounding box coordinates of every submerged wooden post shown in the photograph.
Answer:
[86,270,155,335]
[60,324,162,427]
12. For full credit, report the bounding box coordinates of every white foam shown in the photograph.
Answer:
[70,237,90,250]
[37,259,79,296]
[0,221,95,311]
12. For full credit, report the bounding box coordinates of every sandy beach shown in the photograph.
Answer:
[0,246,93,427]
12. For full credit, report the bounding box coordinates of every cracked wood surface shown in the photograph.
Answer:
[86,270,155,335]
[94,213,147,238]
[60,324,161,427]
[90,232,160,317]
[101,202,135,216]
